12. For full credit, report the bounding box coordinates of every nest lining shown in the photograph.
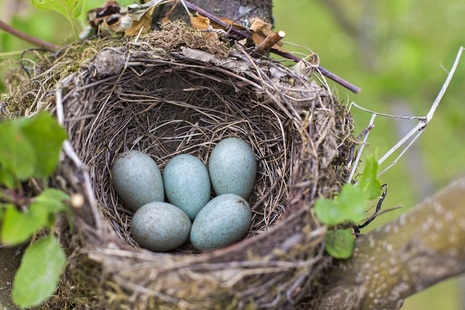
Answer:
[4,23,354,309]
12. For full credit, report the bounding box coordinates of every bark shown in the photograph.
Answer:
[312,177,465,309]
[154,0,273,26]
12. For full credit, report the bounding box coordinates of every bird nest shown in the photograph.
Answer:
[4,23,354,309]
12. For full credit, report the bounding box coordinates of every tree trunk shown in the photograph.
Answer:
[154,0,273,26]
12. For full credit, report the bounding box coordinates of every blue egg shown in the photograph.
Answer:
[112,150,164,212]
[208,138,257,199]
[131,202,191,252]
[190,194,252,251]
[163,154,211,220]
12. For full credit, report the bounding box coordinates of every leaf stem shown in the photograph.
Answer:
[0,19,59,51]
[66,11,79,41]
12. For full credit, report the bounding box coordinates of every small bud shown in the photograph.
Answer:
[70,193,84,208]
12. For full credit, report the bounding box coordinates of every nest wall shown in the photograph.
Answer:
[5,24,354,309]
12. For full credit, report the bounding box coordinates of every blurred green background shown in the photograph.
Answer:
[1,0,464,309]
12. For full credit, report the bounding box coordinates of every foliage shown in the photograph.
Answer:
[314,155,381,259]
[31,0,83,39]
[0,112,67,187]
[1,189,69,244]
[12,236,66,307]
[31,0,83,20]
[0,112,69,308]
[324,229,354,259]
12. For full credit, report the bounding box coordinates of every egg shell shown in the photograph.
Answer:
[112,150,164,212]
[131,202,191,251]
[208,137,257,199]
[190,194,252,251]
[163,154,211,220]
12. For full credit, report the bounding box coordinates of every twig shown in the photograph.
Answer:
[0,19,59,51]
[56,81,102,232]
[378,47,464,171]
[347,113,376,183]
[378,127,422,176]
[254,31,286,55]
[350,102,424,120]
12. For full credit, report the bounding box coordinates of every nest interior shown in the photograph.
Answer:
[4,23,354,309]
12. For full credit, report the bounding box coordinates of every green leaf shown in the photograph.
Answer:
[1,189,70,245]
[21,112,67,179]
[325,229,355,259]
[12,235,66,307]
[0,164,17,188]
[31,0,83,18]
[32,189,70,214]
[314,184,368,226]
[0,112,66,186]
[1,204,48,245]
[356,154,382,200]
[0,122,36,182]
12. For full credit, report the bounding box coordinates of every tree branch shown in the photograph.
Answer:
[313,177,465,309]
[317,0,359,38]
[0,19,59,51]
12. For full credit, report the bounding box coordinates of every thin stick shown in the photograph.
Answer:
[347,113,376,183]
[0,19,59,51]
[378,129,422,176]
[378,122,423,166]
[425,48,464,122]
[378,47,464,167]
[56,80,102,231]
[350,102,424,120]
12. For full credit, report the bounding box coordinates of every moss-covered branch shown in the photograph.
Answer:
[313,177,465,309]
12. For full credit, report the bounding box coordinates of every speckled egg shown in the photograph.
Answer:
[163,154,211,220]
[131,202,191,252]
[190,194,252,251]
[208,137,257,199]
[111,150,164,212]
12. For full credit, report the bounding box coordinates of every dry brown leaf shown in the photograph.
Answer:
[125,6,155,36]
[249,18,274,39]
[249,17,284,51]
[189,13,211,30]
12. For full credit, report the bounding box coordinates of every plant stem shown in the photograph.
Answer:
[0,19,59,51]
